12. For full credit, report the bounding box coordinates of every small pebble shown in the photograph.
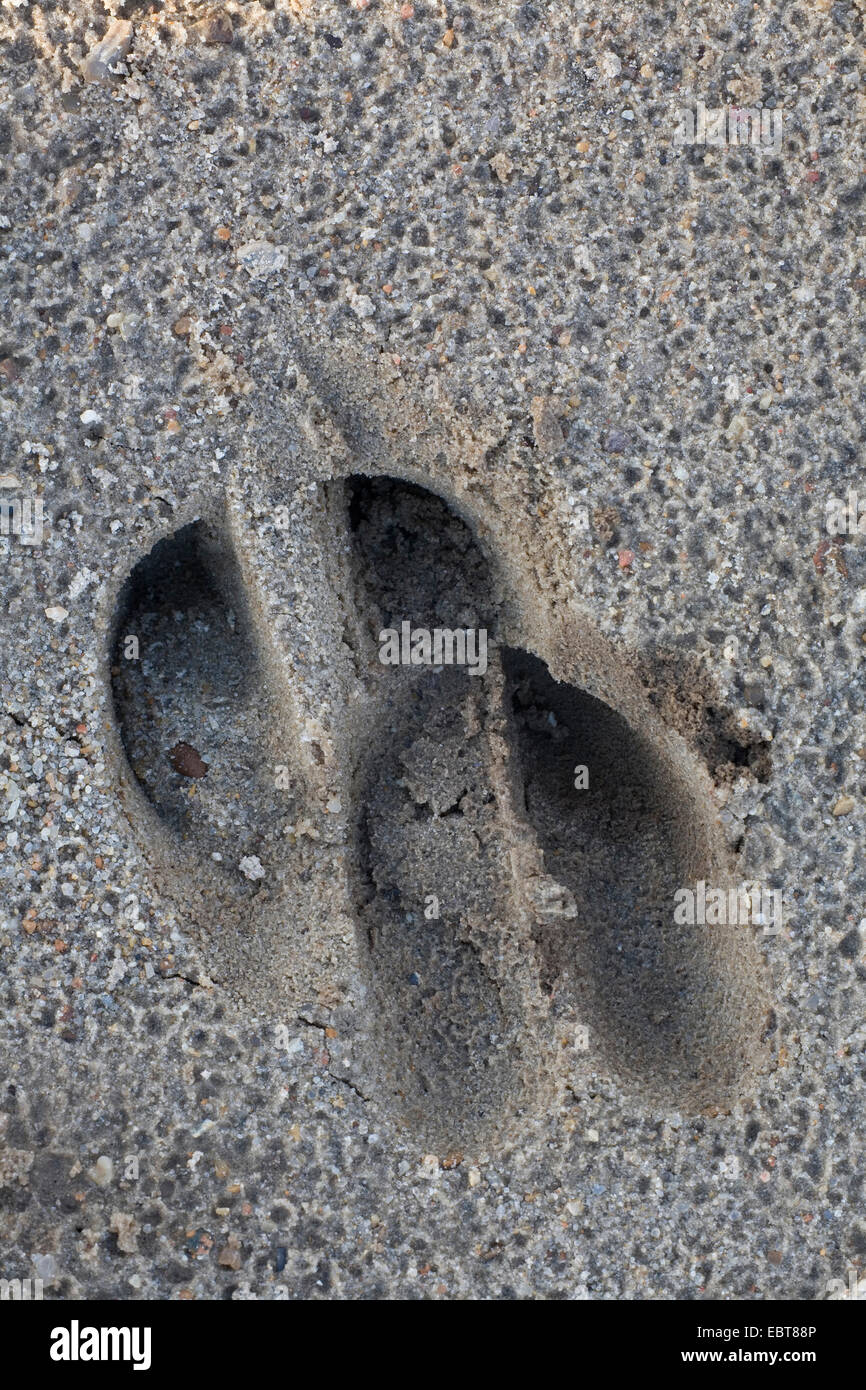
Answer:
[82,19,132,85]
[168,742,209,778]
[89,1155,114,1187]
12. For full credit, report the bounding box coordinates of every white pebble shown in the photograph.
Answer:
[89,1155,114,1187]
[236,241,286,277]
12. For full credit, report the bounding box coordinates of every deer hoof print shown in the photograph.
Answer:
[107,470,773,1151]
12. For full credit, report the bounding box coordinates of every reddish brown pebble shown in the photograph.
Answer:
[618,548,635,569]
[218,1241,242,1270]
[168,742,209,778]
[812,539,830,574]
[0,358,20,381]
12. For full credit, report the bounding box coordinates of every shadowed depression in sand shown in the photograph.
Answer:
[110,476,772,1149]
